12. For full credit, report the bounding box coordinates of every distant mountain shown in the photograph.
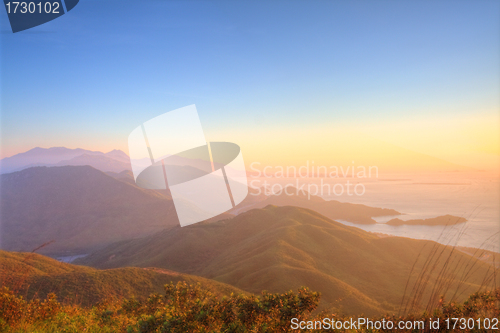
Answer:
[1,147,99,173]
[0,166,178,255]
[104,149,131,163]
[0,250,246,307]
[53,153,131,173]
[78,205,499,315]
[0,147,131,174]
[231,186,400,224]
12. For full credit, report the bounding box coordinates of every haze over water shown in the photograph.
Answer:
[252,171,500,252]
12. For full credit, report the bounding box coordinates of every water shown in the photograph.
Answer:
[249,172,500,252]
[54,254,88,263]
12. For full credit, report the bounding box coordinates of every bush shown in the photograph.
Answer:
[1,282,498,332]
[0,282,320,333]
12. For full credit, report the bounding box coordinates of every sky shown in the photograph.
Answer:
[1,0,499,172]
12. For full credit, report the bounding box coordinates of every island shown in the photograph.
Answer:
[385,214,467,226]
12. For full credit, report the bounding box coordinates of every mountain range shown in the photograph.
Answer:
[77,205,499,315]
[1,164,403,255]
[1,146,497,317]
[0,147,131,174]
[0,165,177,255]
[230,186,400,224]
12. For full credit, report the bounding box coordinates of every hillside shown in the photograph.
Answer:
[105,169,137,185]
[231,186,400,224]
[0,250,246,307]
[2,275,498,332]
[78,205,499,316]
[0,166,179,255]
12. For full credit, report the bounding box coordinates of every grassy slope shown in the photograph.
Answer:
[79,205,499,316]
[0,250,246,307]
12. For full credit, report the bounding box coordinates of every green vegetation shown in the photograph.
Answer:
[1,282,498,332]
[0,282,320,333]
[1,167,498,330]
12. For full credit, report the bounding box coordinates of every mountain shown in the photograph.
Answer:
[105,169,136,185]
[230,186,400,224]
[53,153,131,173]
[0,147,131,174]
[78,205,499,316]
[103,149,131,163]
[0,166,179,255]
[0,147,99,173]
[0,250,246,307]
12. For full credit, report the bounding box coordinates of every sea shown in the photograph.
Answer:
[250,171,500,252]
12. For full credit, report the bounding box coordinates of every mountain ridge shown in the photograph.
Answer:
[1,147,131,174]
[77,205,499,315]
[0,165,177,255]
[231,186,400,224]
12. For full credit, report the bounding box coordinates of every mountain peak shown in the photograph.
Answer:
[104,149,130,162]
[106,149,128,155]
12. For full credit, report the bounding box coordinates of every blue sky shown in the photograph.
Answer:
[1,0,499,160]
